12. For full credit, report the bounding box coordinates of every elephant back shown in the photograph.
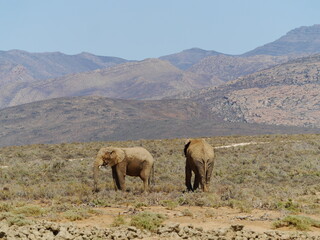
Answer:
[185,139,214,161]
[123,147,154,164]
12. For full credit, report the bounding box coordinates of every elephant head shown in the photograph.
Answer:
[93,147,125,192]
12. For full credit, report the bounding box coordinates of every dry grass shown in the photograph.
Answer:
[1,134,320,222]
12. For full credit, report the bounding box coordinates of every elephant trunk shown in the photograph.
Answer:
[93,157,104,192]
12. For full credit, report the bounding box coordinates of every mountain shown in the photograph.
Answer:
[0,50,128,80]
[1,58,221,108]
[244,24,320,56]
[0,96,317,147]
[187,54,320,128]
[0,52,293,109]
[2,24,320,110]
[3,24,320,146]
[2,54,320,146]
[159,48,223,70]
[187,54,290,83]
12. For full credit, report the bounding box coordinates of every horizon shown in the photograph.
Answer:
[1,0,320,60]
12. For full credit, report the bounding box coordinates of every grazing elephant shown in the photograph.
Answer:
[93,146,154,192]
[184,138,214,192]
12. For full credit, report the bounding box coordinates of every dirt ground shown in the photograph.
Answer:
[74,205,320,235]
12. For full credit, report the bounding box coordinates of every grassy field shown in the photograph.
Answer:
[1,133,320,224]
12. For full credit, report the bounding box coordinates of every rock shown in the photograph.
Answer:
[56,226,74,240]
[231,224,244,232]
[42,231,56,240]
[127,226,138,232]
[1,219,320,240]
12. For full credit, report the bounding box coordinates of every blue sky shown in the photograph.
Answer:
[1,0,320,60]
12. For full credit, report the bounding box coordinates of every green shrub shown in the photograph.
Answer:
[204,209,216,218]
[160,200,178,210]
[13,204,47,217]
[0,202,11,212]
[277,199,300,213]
[91,198,111,207]
[130,211,166,232]
[0,212,33,226]
[134,202,149,209]
[273,215,320,231]
[63,208,90,221]
[112,215,126,227]
[180,209,193,217]
[228,199,252,213]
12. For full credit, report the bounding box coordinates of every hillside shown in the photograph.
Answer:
[1,58,221,108]
[0,53,294,109]
[244,24,320,56]
[187,54,290,83]
[0,95,319,147]
[0,50,129,108]
[0,96,206,146]
[188,54,320,128]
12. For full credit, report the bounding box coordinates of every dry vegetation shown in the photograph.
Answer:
[1,134,320,229]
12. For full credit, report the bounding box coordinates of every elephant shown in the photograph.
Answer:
[93,146,154,192]
[184,138,214,192]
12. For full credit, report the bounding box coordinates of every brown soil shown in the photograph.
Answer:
[74,206,320,235]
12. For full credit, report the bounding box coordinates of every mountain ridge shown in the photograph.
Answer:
[0,49,129,80]
[244,24,320,56]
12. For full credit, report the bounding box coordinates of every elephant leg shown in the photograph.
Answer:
[112,166,121,190]
[205,161,214,192]
[140,167,150,192]
[185,162,193,191]
[200,173,208,192]
[140,176,149,193]
[116,165,126,191]
[201,177,207,192]
[194,161,207,192]
[193,173,200,191]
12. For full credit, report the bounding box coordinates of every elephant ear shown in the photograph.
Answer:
[184,139,191,156]
[109,148,125,166]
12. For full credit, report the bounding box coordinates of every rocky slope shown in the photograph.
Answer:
[189,54,320,128]
[244,24,320,56]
